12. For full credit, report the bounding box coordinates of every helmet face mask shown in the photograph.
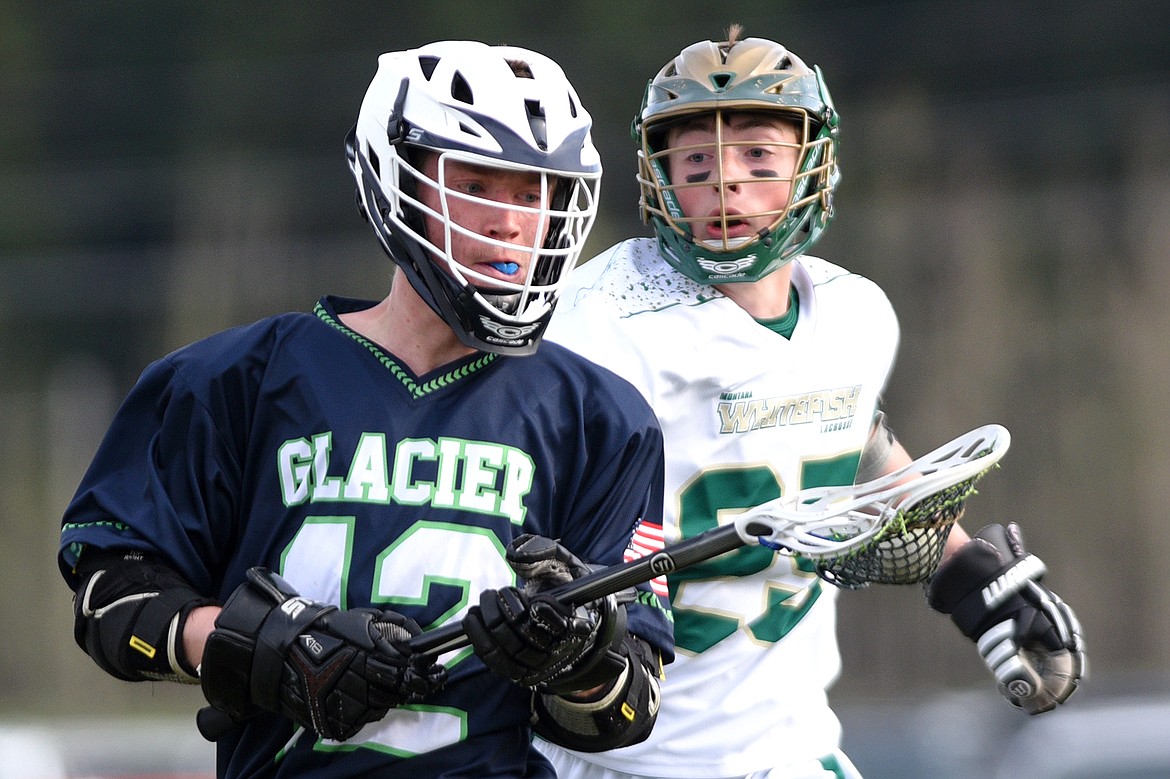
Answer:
[634,36,840,285]
[347,41,601,355]
[398,149,581,316]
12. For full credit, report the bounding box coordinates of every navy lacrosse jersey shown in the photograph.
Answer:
[59,296,673,779]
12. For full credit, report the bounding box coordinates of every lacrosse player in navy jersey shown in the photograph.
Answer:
[541,26,1085,779]
[59,41,672,778]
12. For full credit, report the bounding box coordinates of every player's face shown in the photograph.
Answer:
[417,154,552,285]
[664,113,800,243]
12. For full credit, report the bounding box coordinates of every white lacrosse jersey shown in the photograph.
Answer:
[544,238,900,777]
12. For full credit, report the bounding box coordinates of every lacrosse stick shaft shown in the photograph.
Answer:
[409,523,745,655]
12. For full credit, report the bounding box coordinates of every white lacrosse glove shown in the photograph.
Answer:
[927,522,1086,714]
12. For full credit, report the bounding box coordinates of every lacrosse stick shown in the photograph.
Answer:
[411,423,1010,655]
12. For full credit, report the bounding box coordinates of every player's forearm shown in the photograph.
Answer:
[942,522,972,559]
[184,605,222,672]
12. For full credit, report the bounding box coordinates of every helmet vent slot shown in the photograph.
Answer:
[450,71,474,104]
[507,59,535,79]
[710,72,734,92]
[525,99,548,150]
[418,55,440,80]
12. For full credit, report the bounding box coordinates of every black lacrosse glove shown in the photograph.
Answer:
[927,523,1086,715]
[463,534,627,695]
[200,567,447,741]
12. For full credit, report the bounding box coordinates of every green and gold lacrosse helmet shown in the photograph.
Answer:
[633,33,840,284]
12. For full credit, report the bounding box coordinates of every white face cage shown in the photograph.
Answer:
[391,147,601,327]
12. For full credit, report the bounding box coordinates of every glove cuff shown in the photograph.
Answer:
[538,597,628,695]
[200,568,331,718]
[927,523,1047,638]
[534,635,662,752]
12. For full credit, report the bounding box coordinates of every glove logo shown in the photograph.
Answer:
[1007,678,1035,698]
[981,554,1046,608]
[281,597,310,620]
[300,634,324,657]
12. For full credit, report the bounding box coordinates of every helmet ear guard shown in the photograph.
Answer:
[347,42,602,355]
[633,36,840,285]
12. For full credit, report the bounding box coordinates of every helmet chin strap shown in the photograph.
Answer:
[476,288,523,316]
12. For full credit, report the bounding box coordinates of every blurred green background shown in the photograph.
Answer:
[2,0,1169,767]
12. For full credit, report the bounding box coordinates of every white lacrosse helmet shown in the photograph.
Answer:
[346,41,602,355]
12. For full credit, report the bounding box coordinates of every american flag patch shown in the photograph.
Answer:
[624,520,668,598]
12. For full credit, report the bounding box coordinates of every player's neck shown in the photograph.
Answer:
[714,264,794,319]
[341,275,478,376]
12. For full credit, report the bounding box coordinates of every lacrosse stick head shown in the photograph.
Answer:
[812,475,972,589]
[737,424,1011,589]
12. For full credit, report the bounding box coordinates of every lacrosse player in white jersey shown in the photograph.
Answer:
[541,25,1086,779]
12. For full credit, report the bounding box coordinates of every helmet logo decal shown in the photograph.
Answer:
[479,316,540,341]
[696,255,757,275]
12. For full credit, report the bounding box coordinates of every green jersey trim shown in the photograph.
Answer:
[314,302,497,399]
